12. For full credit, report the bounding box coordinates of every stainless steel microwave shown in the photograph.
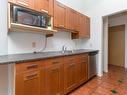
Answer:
[11,5,49,28]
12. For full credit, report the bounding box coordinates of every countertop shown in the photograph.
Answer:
[0,49,98,64]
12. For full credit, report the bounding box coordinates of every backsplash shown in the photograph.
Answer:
[8,32,81,54]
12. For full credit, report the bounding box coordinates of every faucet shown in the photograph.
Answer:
[62,45,67,53]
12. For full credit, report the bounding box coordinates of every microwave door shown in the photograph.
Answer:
[12,5,48,28]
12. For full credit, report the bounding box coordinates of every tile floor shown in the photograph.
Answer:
[69,65,127,95]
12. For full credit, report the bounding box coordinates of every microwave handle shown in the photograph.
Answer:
[17,1,29,6]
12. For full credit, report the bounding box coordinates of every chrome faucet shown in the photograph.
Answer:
[62,45,67,53]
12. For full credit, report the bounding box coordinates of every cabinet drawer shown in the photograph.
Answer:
[16,61,43,73]
[45,57,63,67]
[80,54,88,63]
[64,55,79,63]
[23,70,40,81]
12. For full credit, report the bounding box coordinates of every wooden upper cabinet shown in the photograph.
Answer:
[15,0,34,9]
[85,16,90,37]
[75,12,81,32]
[66,8,81,32]
[53,0,66,29]
[78,14,86,38]
[35,0,54,16]
[66,8,75,30]
[80,15,90,38]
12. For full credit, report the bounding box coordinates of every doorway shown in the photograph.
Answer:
[108,25,125,67]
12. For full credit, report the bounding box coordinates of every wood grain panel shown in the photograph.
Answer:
[108,25,125,67]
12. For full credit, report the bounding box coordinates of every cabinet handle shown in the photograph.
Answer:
[52,62,59,64]
[59,25,64,28]
[17,1,28,6]
[82,62,87,63]
[51,68,58,72]
[69,63,75,67]
[25,73,38,80]
[26,64,38,69]
[69,59,74,62]
[41,9,48,13]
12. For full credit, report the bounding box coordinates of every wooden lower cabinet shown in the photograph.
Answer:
[15,54,89,95]
[63,56,78,94]
[77,55,88,85]
[40,67,46,95]
[45,58,63,95]
[16,70,41,95]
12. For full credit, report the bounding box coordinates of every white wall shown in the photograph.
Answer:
[0,0,8,55]
[109,14,127,68]
[0,65,8,95]
[76,0,127,76]
[8,32,76,54]
[0,0,9,95]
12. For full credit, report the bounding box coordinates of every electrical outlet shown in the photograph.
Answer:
[32,42,36,48]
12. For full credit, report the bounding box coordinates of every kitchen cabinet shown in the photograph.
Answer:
[35,0,54,16]
[79,15,90,38]
[85,16,90,38]
[66,8,79,31]
[79,15,87,38]
[66,8,75,30]
[40,63,46,95]
[15,54,89,95]
[8,0,90,38]
[16,70,41,95]
[75,12,81,32]
[15,61,44,95]
[45,58,63,95]
[64,56,78,94]
[72,14,90,39]
[77,54,88,85]
[15,0,34,9]
[53,0,66,29]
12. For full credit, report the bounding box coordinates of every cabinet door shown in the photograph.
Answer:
[46,64,63,95]
[40,67,46,95]
[78,61,88,85]
[79,15,86,38]
[54,0,66,29]
[16,71,40,95]
[64,59,77,94]
[35,0,53,16]
[85,16,90,37]
[75,12,81,32]
[79,15,90,38]
[66,8,75,30]
[15,0,34,9]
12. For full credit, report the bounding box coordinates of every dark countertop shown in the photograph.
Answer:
[0,49,98,64]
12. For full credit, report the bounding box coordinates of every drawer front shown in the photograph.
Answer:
[16,61,43,73]
[45,57,63,67]
[64,55,79,64]
[23,70,40,81]
[80,54,88,63]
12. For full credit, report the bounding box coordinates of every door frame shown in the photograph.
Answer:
[103,16,126,73]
